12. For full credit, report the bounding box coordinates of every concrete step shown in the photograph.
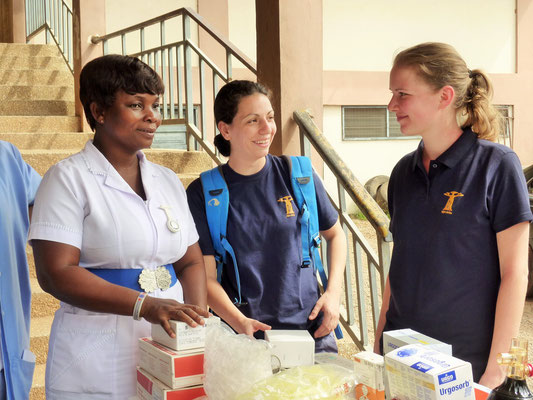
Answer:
[0,85,74,101]
[0,43,59,57]
[0,69,73,86]
[30,277,60,319]
[30,316,53,365]
[0,132,92,150]
[179,172,201,188]
[0,116,81,133]
[0,55,67,70]
[0,99,75,116]
[30,364,45,400]
[144,149,213,174]
[27,245,35,273]
[21,148,213,177]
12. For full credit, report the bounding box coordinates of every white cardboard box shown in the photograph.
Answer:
[265,330,315,368]
[383,328,452,355]
[151,316,220,352]
[136,367,205,400]
[385,344,474,400]
[138,337,204,389]
[353,351,385,400]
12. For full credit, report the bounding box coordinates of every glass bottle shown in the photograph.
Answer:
[487,338,533,400]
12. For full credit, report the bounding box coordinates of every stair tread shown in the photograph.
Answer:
[30,277,44,294]
[30,316,54,337]
[32,364,46,387]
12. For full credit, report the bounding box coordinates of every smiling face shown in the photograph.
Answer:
[219,92,276,168]
[388,66,445,137]
[94,90,161,153]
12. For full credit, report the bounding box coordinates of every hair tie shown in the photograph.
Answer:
[468,69,474,79]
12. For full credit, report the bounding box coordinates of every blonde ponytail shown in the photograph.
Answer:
[461,69,502,141]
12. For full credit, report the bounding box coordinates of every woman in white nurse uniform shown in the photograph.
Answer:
[29,55,209,400]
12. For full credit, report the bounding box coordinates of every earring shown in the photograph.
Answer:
[99,118,104,124]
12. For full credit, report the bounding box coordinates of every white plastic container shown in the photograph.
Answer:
[265,330,315,368]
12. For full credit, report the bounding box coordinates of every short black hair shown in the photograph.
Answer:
[213,80,271,156]
[79,54,165,131]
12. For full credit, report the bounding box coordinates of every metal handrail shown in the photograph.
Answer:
[294,110,392,350]
[25,0,74,73]
[90,7,256,74]
[294,111,391,240]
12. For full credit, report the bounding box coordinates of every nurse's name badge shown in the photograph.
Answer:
[138,266,172,293]
[159,205,180,233]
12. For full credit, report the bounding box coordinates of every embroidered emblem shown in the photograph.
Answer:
[208,198,220,207]
[278,196,295,217]
[441,191,464,214]
[159,205,180,233]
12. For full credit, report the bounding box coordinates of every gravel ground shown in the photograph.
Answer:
[337,218,533,387]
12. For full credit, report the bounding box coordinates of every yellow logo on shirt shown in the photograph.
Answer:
[208,198,220,207]
[441,191,464,214]
[278,196,295,217]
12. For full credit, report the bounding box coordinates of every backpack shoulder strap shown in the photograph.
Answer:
[283,155,343,339]
[200,166,245,305]
[283,155,316,268]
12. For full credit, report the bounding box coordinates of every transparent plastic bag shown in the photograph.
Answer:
[203,322,273,400]
[235,363,356,400]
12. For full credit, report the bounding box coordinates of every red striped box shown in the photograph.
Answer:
[138,338,204,389]
[136,367,205,400]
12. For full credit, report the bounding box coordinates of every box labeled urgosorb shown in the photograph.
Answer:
[383,328,452,355]
[385,344,474,400]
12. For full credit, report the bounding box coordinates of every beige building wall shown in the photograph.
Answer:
[323,0,516,73]
[225,0,530,213]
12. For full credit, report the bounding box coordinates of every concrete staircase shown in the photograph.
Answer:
[0,43,212,399]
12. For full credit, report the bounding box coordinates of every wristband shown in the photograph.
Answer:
[133,292,147,321]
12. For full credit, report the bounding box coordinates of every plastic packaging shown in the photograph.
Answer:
[235,363,356,400]
[203,322,273,400]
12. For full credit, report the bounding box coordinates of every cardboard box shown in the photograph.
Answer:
[353,351,385,400]
[138,338,204,389]
[265,330,315,368]
[385,344,474,400]
[383,328,452,355]
[474,383,492,400]
[136,367,205,400]
[151,321,205,352]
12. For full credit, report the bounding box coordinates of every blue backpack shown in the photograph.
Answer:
[200,155,342,339]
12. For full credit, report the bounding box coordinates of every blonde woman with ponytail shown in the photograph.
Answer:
[374,42,532,388]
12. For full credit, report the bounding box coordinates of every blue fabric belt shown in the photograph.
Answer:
[86,264,176,291]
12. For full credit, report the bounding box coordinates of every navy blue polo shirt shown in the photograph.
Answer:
[186,155,338,352]
[384,127,532,381]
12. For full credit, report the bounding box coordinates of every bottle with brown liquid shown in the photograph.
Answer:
[487,338,533,400]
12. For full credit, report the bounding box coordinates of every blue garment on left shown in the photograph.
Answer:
[0,141,41,400]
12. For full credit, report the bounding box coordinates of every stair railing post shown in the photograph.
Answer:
[183,13,195,151]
